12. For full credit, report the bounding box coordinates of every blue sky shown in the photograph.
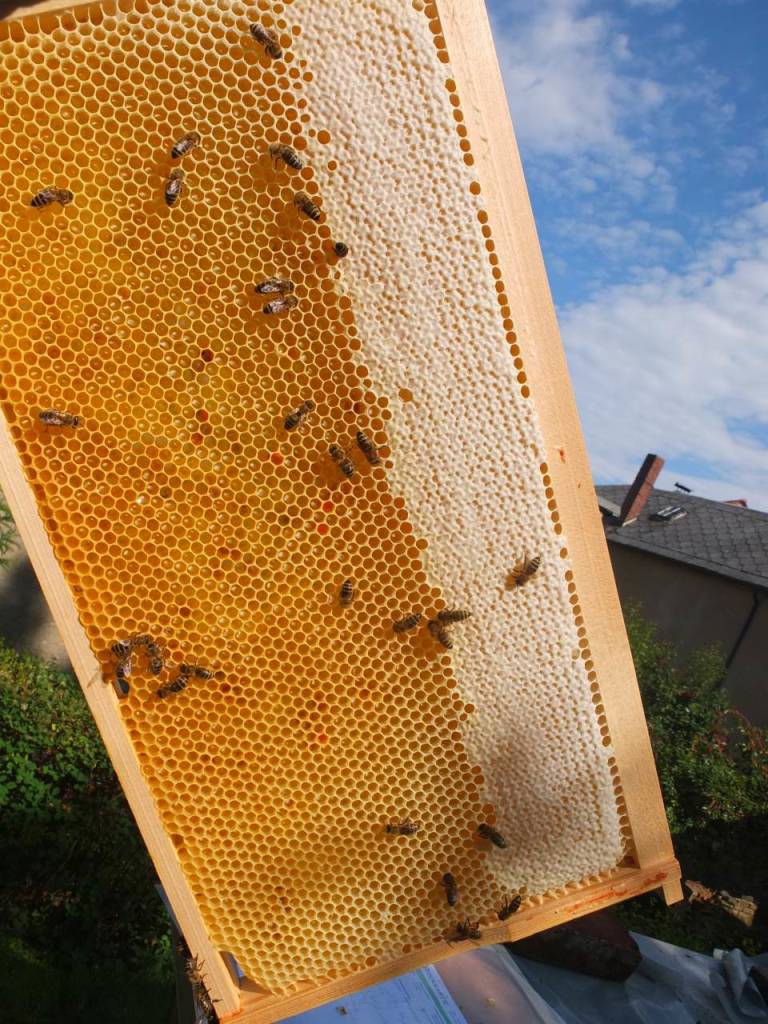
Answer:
[488,0,768,508]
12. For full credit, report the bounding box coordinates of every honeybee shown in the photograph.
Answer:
[115,656,132,693]
[269,143,304,170]
[249,22,283,59]
[255,276,295,294]
[437,608,471,624]
[392,613,421,634]
[157,676,187,699]
[441,872,458,907]
[30,188,73,208]
[428,620,453,649]
[113,673,130,698]
[329,443,355,479]
[355,430,380,466]
[340,579,354,605]
[39,409,80,428]
[146,641,164,674]
[333,241,349,258]
[508,554,541,588]
[263,295,298,315]
[171,131,201,158]
[477,823,508,849]
[165,167,184,207]
[115,652,132,677]
[448,919,481,942]
[111,634,150,657]
[184,952,207,987]
[284,399,315,430]
[179,663,213,680]
[177,938,219,1019]
[497,894,522,920]
[385,819,420,835]
[293,191,321,222]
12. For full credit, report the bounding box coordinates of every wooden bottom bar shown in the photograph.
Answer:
[227,859,681,1024]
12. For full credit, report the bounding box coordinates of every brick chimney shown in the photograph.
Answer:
[619,453,665,526]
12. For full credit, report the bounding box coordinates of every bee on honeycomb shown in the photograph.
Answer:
[39,409,79,427]
[249,22,283,59]
[171,131,201,158]
[30,187,73,208]
[263,295,298,315]
[164,167,184,207]
[269,143,304,170]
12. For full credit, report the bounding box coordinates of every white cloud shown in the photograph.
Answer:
[560,201,768,509]
[626,0,681,10]
[492,0,667,197]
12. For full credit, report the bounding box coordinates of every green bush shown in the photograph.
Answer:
[0,641,172,1023]
[617,605,768,953]
[0,493,17,569]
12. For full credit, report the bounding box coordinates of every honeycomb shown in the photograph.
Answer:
[0,0,630,995]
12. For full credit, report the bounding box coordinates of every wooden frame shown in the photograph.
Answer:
[0,0,681,1020]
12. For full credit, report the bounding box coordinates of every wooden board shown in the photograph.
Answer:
[0,0,681,1019]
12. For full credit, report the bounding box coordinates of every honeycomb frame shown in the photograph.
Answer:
[0,0,680,1019]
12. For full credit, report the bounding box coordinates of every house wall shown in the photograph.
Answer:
[606,544,767,727]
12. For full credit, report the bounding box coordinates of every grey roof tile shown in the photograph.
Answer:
[596,485,768,590]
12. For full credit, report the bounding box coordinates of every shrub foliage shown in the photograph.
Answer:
[619,604,768,953]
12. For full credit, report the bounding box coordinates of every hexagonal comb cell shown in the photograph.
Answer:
[0,0,628,996]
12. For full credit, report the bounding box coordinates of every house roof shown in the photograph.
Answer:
[596,485,768,591]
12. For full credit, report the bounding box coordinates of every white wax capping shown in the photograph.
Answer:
[293,0,624,895]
